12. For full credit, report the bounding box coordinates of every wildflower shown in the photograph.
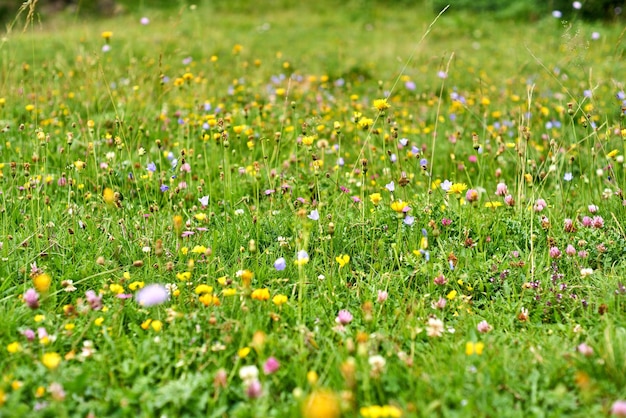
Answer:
[504,195,515,206]
[251,288,270,301]
[23,288,39,309]
[369,193,382,206]
[580,268,593,278]
[48,382,65,401]
[533,199,547,212]
[385,181,395,192]
[33,273,51,293]
[447,183,467,195]
[495,182,508,196]
[592,216,604,228]
[563,172,573,181]
[308,209,320,221]
[612,401,626,416]
[426,317,444,337]
[101,31,113,41]
[245,379,262,399]
[566,244,576,256]
[272,294,288,305]
[274,257,287,271]
[577,343,593,357]
[368,354,386,376]
[336,309,353,325]
[373,98,390,112]
[7,342,21,353]
[390,200,408,213]
[302,135,315,146]
[477,320,492,333]
[433,274,447,285]
[85,290,103,310]
[446,290,457,300]
[549,246,561,259]
[432,298,446,309]
[518,307,529,322]
[263,357,280,375]
[103,187,115,205]
[377,290,388,303]
[239,365,259,384]
[135,284,169,307]
[465,189,478,202]
[336,254,350,268]
[302,389,341,418]
[42,352,61,370]
[195,284,213,295]
[198,195,209,207]
[465,341,485,356]
[295,250,310,266]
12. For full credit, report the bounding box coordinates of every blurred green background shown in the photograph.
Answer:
[1,0,625,24]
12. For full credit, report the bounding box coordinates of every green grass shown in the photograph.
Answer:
[1,1,626,417]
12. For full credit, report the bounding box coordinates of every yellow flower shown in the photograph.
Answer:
[369,193,382,206]
[0,389,4,406]
[198,293,220,306]
[128,281,144,291]
[302,389,340,418]
[35,386,45,397]
[484,201,503,208]
[109,283,124,294]
[272,294,288,305]
[101,31,113,40]
[191,245,207,254]
[390,200,408,213]
[74,160,86,170]
[194,213,207,221]
[141,319,152,330]
[103,187,115,205]
[238,269,254,287]
[151,320,163,332]
[607,149,619,159]
[358,117,374,130]
[173,215,184,232]
[195,284,214,295]
[251,288,270,301]
[42,352,62,370]
[222,288,237,297]
[94,317,104,326]
[176,271,192,281]
[447,183,467,195]
[373,98,390,112]
[335,254,350,268]
[446,290,457,300]
[238,347,251,358]
[33,273,51,293]
[34,314,45,323]
[465,341,484,356]
[7,342,21,353]
[302,135,316,146]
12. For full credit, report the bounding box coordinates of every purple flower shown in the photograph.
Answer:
[385,181,395,192]
[465,189,478,202]
[85,290,103,310]
[495,182,508,196]
[308,209,319,221]
[147,162,157,172]
[336,309,353,325]
[274,257,286,271]
[160,184,169,192]
[245,380,262,399]
[577,343,593,357]
[263,357,280,375]
[612,401,626,416]
[22,329,35,341]
[140,16,150,25]
[533,198,547,212]
[198,195,209,206]
[477,320,492,333]
[23,288,39,309]
[403,215,415,226]
[549,246,561,259]
[135,284,169,307]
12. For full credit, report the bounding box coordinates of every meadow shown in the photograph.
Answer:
[1,1,626,416]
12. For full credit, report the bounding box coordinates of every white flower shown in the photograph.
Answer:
[239,365,259,384]
[580,268,593,278]
[368,355,386,374]
[426,317,444,337]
